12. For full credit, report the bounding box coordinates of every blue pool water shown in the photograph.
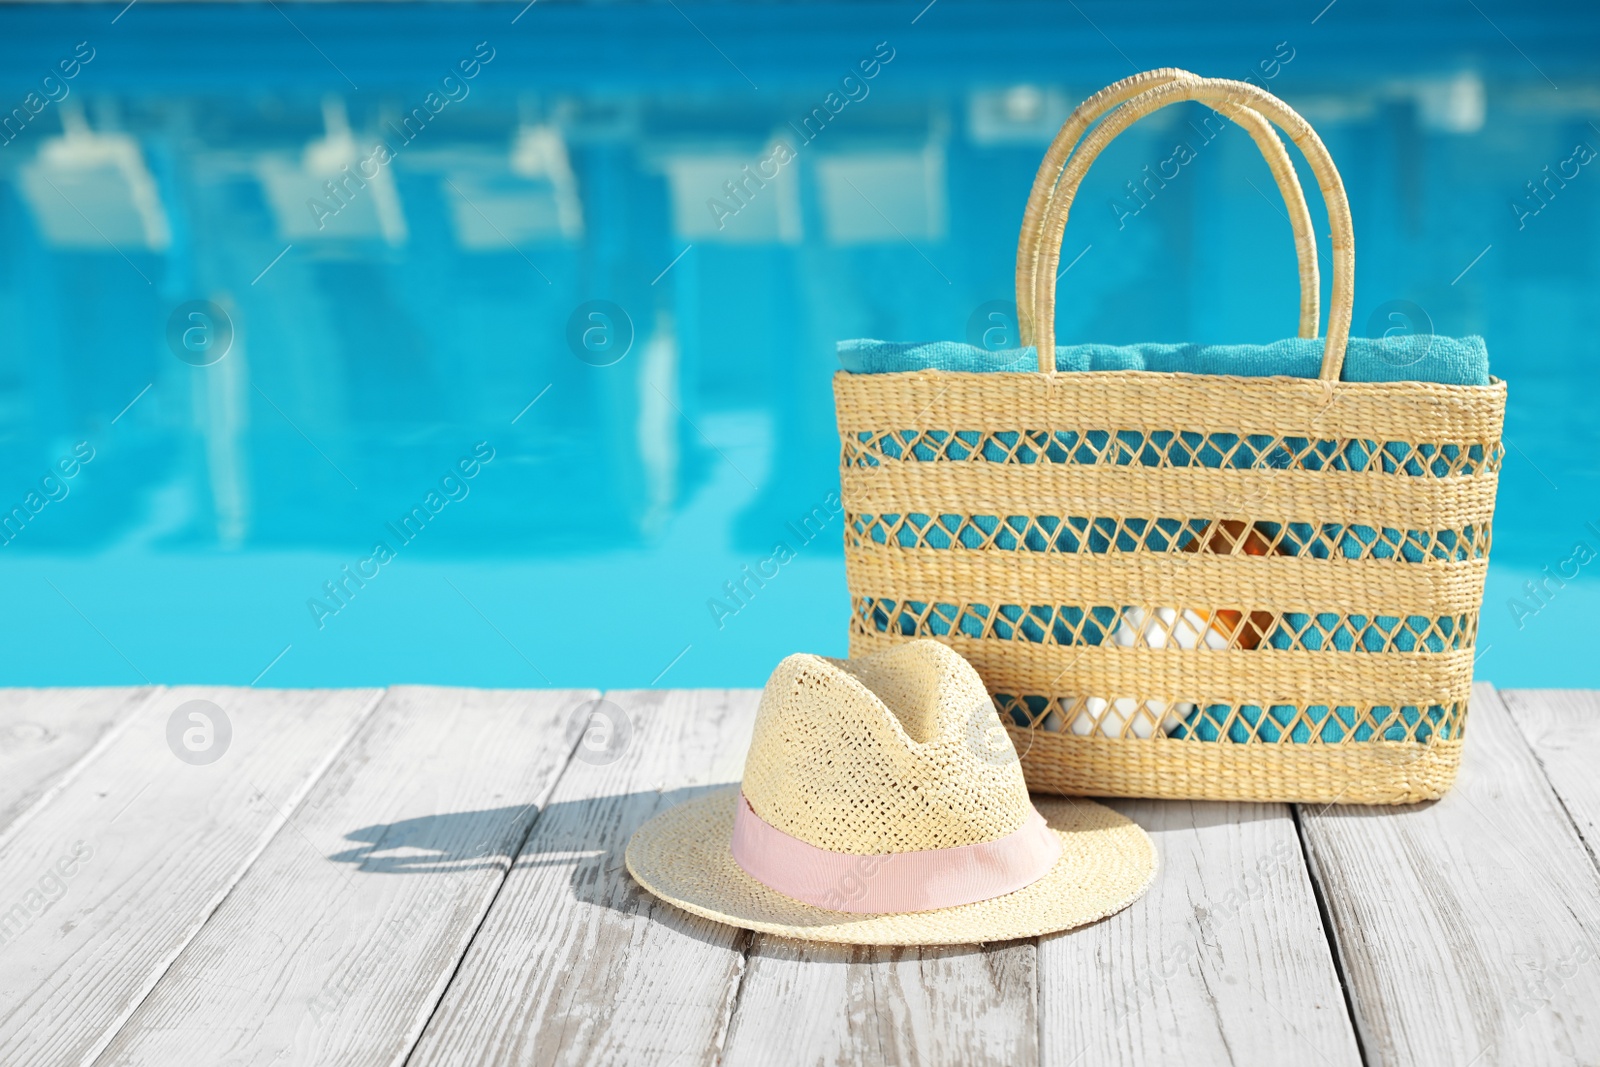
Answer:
[0,1,1596,689]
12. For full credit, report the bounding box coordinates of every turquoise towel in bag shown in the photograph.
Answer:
[838,334,1491,744]
[837,336,1490,386]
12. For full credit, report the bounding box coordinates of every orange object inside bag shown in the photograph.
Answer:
[1183,520,1280,650]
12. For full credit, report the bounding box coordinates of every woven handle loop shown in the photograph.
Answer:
[1018,75,1355,379]
[1017,70,1320,357]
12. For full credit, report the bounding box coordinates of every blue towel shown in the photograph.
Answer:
[837,336,1490,386]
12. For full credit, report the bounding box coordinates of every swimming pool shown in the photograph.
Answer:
[0,1,1595,689]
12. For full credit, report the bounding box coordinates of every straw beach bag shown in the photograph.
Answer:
[834,71,1505,804]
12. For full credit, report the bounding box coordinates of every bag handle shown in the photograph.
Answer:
[1017,69,1321,355]
[1018,76,1355,380]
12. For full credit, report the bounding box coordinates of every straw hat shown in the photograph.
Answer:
[626,640,1156,945]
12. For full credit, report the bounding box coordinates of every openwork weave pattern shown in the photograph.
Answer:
[739,641,1034,854]
[837,372,1504,802]
[844,428,1503,477]
[834,72,1506,804]
[848,513,1491,562]
[854,598,1479,653]
[992,695,1467,744]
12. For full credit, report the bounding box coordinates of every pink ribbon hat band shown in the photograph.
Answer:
[730,792,1063,914]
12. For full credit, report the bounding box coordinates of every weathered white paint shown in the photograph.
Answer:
[407,688,759,1067]
[1299,683,1600,1067]
[91,686,594,1067]
[0,686,381,1066]
[1040,798,1360,1066]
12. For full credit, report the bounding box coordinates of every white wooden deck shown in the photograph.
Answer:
[1,682,1596,1066]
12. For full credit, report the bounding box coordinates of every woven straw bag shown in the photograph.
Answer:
[834,71,1506,804]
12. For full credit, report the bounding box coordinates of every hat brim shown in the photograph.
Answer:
[625,787,1156,946]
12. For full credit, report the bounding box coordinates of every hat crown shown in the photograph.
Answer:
[740,641,1032,855]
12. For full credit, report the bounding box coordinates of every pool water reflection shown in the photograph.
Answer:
[0,2,1595,688]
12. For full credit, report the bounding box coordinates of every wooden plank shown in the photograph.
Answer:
[91,686,596,1067]
[1038,799,1361,1067]
[1502,689,1600,868]
[723,937,1037,1067]
[0,686,381,1067]
[0,687,156,834]
[408,688,759,1067]
[1299,683,1600,1067]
